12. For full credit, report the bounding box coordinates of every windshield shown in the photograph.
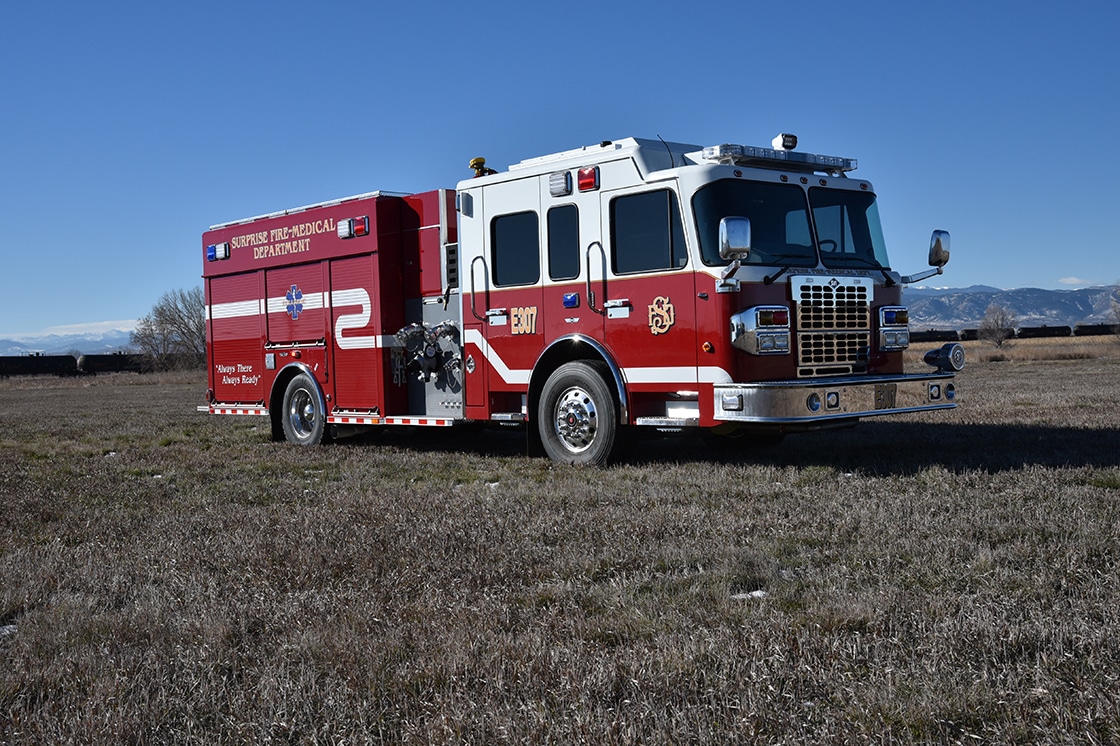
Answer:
[692,181,818,267]
[810,188,890,270]
[692,180,891,270]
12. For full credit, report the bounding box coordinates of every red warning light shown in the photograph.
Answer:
[577,166,599,192]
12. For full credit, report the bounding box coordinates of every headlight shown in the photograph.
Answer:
[878,306,910,351]
[731,305,792,355]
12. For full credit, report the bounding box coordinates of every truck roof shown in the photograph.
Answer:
[506,137,699,177]
[209,189,411,231]
[467,135,857,188]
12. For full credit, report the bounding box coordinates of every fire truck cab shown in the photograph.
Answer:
[202,135,963,465]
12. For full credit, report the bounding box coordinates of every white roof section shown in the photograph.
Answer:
[505,137,703,180]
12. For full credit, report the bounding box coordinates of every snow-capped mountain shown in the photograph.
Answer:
[906,285,1118,331]
[0,328,135,357]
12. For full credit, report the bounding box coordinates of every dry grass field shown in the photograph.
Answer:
[2,338,1119,744]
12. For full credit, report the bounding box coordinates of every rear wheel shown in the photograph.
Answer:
[281,372,328,445]
[538,361,623,466]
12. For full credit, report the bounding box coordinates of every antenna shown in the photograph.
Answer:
[656,135,675,168]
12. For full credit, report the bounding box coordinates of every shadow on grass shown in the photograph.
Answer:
[338,420,1120,475]
[637,420,1120,475]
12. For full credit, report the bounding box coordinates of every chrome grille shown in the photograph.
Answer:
[794,277,871,376]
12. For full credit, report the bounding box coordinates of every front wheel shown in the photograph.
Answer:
[538,361,623,466]
[280,372,328,445]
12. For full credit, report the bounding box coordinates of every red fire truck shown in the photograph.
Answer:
[201,134,964,465]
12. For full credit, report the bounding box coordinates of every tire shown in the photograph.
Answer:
[280,372,328,446]
[538,361,623,466]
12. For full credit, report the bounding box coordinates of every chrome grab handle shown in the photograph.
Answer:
[585,241,605,315]
[468,256,487,321]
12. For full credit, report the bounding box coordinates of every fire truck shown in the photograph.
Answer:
[201,134,964,465]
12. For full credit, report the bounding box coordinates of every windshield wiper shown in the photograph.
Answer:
[761,253,812,285]
[764,265,792,285]
[826,254,894,287]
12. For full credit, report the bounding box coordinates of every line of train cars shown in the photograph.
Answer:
[910,323,1116,343]
[0,352,144,378]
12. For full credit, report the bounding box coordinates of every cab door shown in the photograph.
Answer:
[599,184,698,396]
[538,177,606,356]
[460,176,544,419]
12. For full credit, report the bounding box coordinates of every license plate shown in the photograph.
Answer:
[874,383,897,410]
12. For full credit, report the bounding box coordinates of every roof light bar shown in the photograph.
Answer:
[701,142,857,174]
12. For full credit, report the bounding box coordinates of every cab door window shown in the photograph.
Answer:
[491,211,540,286]
[610,189,687,274]
[547,204,579,281]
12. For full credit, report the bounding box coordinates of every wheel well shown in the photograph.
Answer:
[269,365,314,442]
[528,338,625,429]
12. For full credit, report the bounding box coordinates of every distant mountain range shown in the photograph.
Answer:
[0,328,135,357]
[1,285,1116,356]
[905,285,1119,331]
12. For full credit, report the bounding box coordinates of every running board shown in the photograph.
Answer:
[204,405,268,416]
[635,416,699,427]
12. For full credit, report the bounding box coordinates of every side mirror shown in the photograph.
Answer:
[928,230,950,268]
[719,216,752,260]
[900,229,953,285]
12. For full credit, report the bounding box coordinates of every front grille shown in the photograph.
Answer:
[794,277,871,376]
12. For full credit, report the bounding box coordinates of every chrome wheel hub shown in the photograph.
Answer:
[288,389,316,439]
[554,386,598,453]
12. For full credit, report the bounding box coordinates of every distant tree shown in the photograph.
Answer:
[979,303,1016,348]
[131,287,205,370]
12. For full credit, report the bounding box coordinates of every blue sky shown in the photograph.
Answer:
[2,1,1117,337]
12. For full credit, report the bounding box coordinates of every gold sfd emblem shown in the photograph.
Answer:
[648,296,675,335]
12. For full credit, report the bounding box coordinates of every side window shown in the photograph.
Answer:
[610,189,687,274]
[547,204,579,281]
[491,211,540,286]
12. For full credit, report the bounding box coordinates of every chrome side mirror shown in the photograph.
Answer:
[719,216,752,260]
[901,229,953,285]
[928,230,950,268]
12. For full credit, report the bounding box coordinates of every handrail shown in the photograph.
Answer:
[468,256,487,321]
[585,241,606,316]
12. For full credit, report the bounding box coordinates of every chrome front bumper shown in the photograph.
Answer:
[714,372,958,424]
